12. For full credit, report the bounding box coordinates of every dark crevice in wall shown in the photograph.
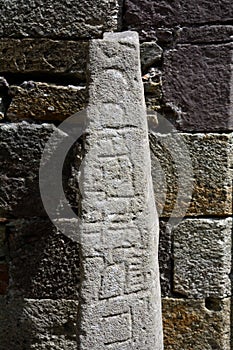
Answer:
[173,40,233,46]
[159,215,233,220]
[0,73,86,87]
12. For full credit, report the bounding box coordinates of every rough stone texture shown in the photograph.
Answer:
[163,43,233,131]
[5,218,80,299]
[158,221,172,297]
[0,297,78,350]
[0,225,8,295]
[176,25,233,44]
[78,32,163,349]
[150,132,233,217]
[173,218,232,298]
[0,39,88,80]
[7,82,87,122]
[162,297,231,350]
[0,122,80,218]
[124,0,233,40]
[0,0,122,39]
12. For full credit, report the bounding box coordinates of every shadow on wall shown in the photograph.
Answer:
[0,297,79,349]
[0,218,80,349]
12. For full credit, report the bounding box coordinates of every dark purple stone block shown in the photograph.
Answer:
[162,43,233,131]
[124,0,233,40]
[176,25,233,44]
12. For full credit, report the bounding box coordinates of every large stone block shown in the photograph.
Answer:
[0,39,89,80]
[7,82,87,122]
[0,297,78,350]
[150,132,233,217]
[162,297,231,350]
[173,218,232,298]
[124,0,233,40]
[0,122,80,217]
[163,43,233,131]
[0,0,122,39]
[5,218,80,299]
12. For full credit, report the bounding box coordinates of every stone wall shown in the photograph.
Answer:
[124,1,233,349]
[0,0,232,349]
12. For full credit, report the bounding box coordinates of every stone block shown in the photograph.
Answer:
[150,132,233,217]
[0,297,78,350]
[0,0,122,39]
[7,82,87,122]
[176,25,233,44]
[162,297,231,350]
[0,122,81,217]
[163,43,233,131]
[173,218,232,298]
[0,39,88,80]
[5,218,80,299]
[124,0,233,40]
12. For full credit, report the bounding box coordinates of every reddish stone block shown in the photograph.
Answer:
[124,0,233,41]
[162,43,233,131]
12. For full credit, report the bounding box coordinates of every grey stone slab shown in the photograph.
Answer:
[162,297,231,350]
[124,0,233,40]
[5,218,80,299]
[0,122,81,217]
[78,31,163,349]
[150,132,233,217]
[0,297,78,350]
[0,39,88,80]
[7,82,87,122]
[162,43,233,131]
[173,218,232,298]
[0,0,122,39]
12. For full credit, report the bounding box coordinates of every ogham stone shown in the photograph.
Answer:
[78,32,163,349]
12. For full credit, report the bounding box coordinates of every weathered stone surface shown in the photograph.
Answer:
[163,43,233,131]
[0,297,78,350]
[0,226,8,295]
[158,220,172,297]
[150,132,233,217]
[5,218,80,299]
[173,218,232,298]
[176,25,233,44]
[0,0,122,39]
[0,122,80,217]
[78,31,163,349]
[162,297,231,350]
[0,39,88,80]
[7,82,87,122]
[124,0,233,40]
